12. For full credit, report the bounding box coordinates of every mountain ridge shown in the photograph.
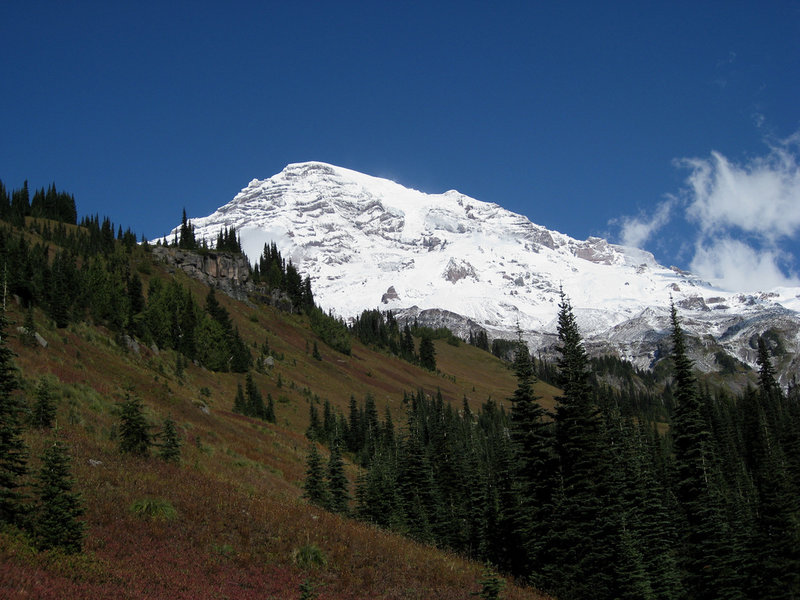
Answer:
[165,161,800,380]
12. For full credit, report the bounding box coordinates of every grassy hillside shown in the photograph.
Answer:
[1,242,551,599]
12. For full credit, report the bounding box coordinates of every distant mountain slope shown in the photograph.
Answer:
[168,161,800,380]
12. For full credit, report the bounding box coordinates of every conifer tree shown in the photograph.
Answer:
[32,441,85,553]
[118,394,152,456]
[475,563,505,600]
[0,308,28,526]
[303,444,328,508]
[31,377,57,430]
[400,324,416,362]
[545,292,613,599]
[158,416,181,463]
[506,330,554,578]
[245,372,266,419]
[355,451,401,528]
[419,332,436,371]
[233,382,246,414]
[265,394,276,423]
[178,208,197,250]
[744,343,800,598]
[326,442,350,515]
[307,402,322,441]
[669,303,742,599]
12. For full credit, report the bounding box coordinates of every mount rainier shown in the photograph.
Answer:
[164,161,800,380]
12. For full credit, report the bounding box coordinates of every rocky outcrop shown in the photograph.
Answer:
[442,258,478,283]
[381,286,400,304]
[151,246,254,301]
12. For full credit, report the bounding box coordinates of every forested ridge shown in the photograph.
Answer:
[1,178,798,599]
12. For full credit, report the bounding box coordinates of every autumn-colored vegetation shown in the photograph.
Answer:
[0,226,549,599]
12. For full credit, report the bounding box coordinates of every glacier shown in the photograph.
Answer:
[159,161,800,380]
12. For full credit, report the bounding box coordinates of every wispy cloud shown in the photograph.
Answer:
[690,237,799,291]
[679,131,800,290]
[681,134,800,243]
[615,199,674,249]
[613,131,800,291]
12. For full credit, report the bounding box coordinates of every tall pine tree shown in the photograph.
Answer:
[32,441,85,553]
[0,308,28,527]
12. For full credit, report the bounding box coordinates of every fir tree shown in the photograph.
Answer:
[418,332,436,371]
[233,382,246,414]
[326,442,350,515]
[303,444,328,508]
[32,441,85,553]
[355,452,401,528]
[178,208,197,250]
[31,377,57,430]
[474,563,505,600]
[0,308,28,526]
[158,416,181,463]
[118,394,152,456]
[265,393,276,423]
[245,372,266,419]
[669,303,743,599]
[307,402,322,441]
[400,324,416,362]
[506,329,554,578]
[545,292,613,599]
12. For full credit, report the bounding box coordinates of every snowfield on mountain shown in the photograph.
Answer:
[164,161,800,378]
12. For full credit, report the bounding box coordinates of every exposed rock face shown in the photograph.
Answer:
[392,306,488,341]
[381,286,400,304]
[442,258,478,283]
[151,246,253,301]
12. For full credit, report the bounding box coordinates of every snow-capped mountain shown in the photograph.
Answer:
[164,162,800,379]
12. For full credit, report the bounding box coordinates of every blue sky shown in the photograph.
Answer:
[2,1,799,291]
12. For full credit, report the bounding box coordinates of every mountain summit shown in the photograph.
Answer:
[169,161,800,377]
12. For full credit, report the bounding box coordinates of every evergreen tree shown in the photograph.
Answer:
[31,377,57,429]
[118,394,152,456]
[303,444,328,508]
[32,441,85,553]
[326,442,350,515]
[0,308,28,526]
[418,332,436,371]
[307,402,323,441]
[245,372,266,419]
[400,324,416,362]
[545,293,613,599]
[355,452,401,528]
[265,393,276,423]
[474,563,505,600]
[178,208,197,250]
[669,303,743,599]
[233,382,246,414]
[158,416,181,463]
[744,343,800,598]
[506,330,554,578]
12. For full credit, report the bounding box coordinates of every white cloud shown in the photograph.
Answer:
[616,199,674,249]
[613,131,800,292]
[675,132,800,290]
[690,237,800,292]
[681,134,800,242]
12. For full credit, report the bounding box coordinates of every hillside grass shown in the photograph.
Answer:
[1,261,551,599]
